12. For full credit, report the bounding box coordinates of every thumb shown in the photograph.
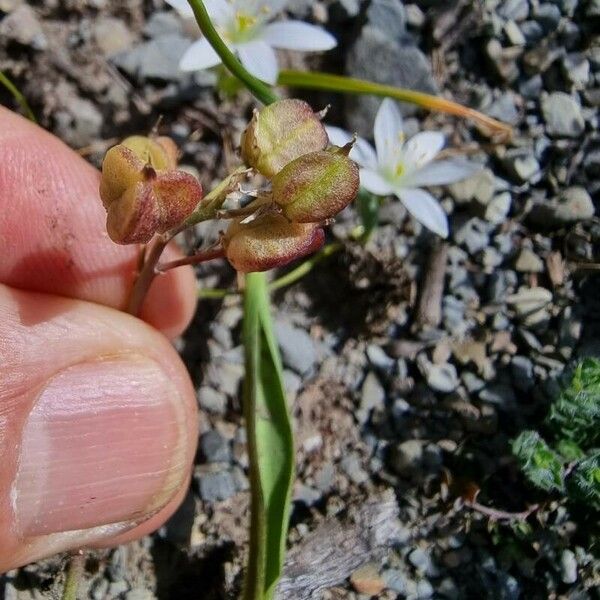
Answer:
[0,284,198,572]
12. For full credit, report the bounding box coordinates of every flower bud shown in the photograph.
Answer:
[240,99,328,178]
[99,136,202,244]
[223,213,324,273]
[272,147,360,223]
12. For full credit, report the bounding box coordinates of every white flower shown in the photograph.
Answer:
[326,99,482,238]
[166,0,337,84]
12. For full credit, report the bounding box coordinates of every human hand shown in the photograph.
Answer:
[0,107,199,572]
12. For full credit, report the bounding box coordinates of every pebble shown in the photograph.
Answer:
[54,95,103,148]
[560,549,578,584]
[125,589,154,600]
[416,579,434,599]
[340,452,369,485]
[448,168,496,206]
[196,469,237,502]
[533,3,562,31]
[541,92,585,137]
[530,186,594,226]
[0,4,47,49]
[389,439,424,476]
[514,248,544,272]
[562,53,590,89]
[485,192,512,224]
[501,149,540,183]
[454,218,491,254]
[409,548,439,577]
[350,563,386,595]
[366,344,395,373]
[199,430,231,463]
[498,0,529,21]
[424,363,460,393]
[479,384,517,406]
[507,287,553,315]
[197,386,228,415]
[275,320,317,376]
[382,568,407,594]
[93,16,134,56]
[365,0,407,40]
[358,371,386,424]
[511,355,535,390]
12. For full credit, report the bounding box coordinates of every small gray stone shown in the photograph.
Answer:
[283,369,302,402]
[529,187,595,226]
[199,430,231,463]
[426,363,460,393]
[541,92,585,137]
[358,371,386,424]
[560,549,578,584]
[504,20,526,46]
[0,4,47,49]
[463,371,485,393]
[54,96,103,148]
[507,286,553,315]
[519,75,543,99]
[514,248,544,272]
[479,384,516,406]
[511,355,535,390]
[382,569,407,594]
[340,452,369,485]
[389,439,424,476]
[454,218,491,254]
[275,320,317,375]
[314,462,335,492]
[125,589,154,600]
[197,386,227,415]
[586,0,600,17]
[485,192,512,224]
[197,470,237,502]
[293,483,322,505]
[562,53,590,89]
[204,359,244,396]
[409,548,437,576]
[481,247,504,269]
[485,93,520,125]
[90,578,110,600]
[108,581,129,597]
[498,0,529,21]
[501,149,541,183]
[93,16,134,56]
[144,11,184,37]
[365,0,407,40]
[366,344,395,372]
[416,579,434,599]
[520,20,544,43]
[533,3,562,31]
[448,168,495,206]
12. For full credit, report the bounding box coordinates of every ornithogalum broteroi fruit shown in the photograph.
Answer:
[240,98,328,179]
[100,135,203,244]
[272,145,359,223]
[223,209,325,273]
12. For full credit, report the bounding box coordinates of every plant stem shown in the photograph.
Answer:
[0,70,36,122]
[187,0,279,106]
[277,69,512,140]
[61,552,85,600]
[157,245,225,272]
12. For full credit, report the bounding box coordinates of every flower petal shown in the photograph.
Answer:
[179,37,223,71]
[325,125,377,169]
[403,159,482,187]
[360,168,395,196]
[374,98,404,170]
[403,131,445,169]
[396,187,449,238]
[205,0,236,25]
[237,40,279,84]
[262,21,337,51]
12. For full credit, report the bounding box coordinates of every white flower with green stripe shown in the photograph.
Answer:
[326,99,481,238]
[167,0,337,84]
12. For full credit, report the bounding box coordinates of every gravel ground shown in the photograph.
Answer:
[1,0,599,598]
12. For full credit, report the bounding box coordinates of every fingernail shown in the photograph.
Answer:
[14,355,188,537]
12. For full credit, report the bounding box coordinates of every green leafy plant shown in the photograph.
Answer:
[512,358,600,510]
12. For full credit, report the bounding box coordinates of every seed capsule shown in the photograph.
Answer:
[240,99,328,178]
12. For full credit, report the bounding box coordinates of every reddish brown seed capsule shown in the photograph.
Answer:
[223,213,325,273]
[99,136,202,244]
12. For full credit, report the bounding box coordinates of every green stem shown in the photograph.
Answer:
[277,69,512,139]
[187,0,279,106]
[61,553,84,600]
[0,70,36,122]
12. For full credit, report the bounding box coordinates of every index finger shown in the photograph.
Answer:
[0,107,197,338]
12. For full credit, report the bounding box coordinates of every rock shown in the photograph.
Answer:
[274,320,317,375]
[514,248,544,272]
[409,548,438,577]
[54,95,103,148]
[204,359,244,397]
[533,3,562,31]
[560,549,578,584]
[113,34,191,81]
[389,439,424,476]
[507,287,553,315]
[93,17,134,56]
[283,369,302,402]
[425,363,460,393]
[293,483,321,506]
[405,4,426,28]
[340,452,369,484]
[383,568,408,594]
[501,149,540,183]
[358,371,386,424]
[454,218,491,254]
[197,469,237,502]
[197,385,227,415]
[498,0,529,21]
[541,92,585,137]
[485,39,520,82]
[365,0,407,40]
[485,92,520,125]
[346,25,437,135]
[504,20,526,46]
[366,344,395,373]
[586,0,600,16]
[416,579,434,598]
[562,53,590,89]
[519,75,543,99]
[481,247,504,269]
[199,430,231,463]
[0,4,47,49]
[448,168,496,206]
[144,11,184,37]
[485,192,512,224]
[125,589,154,600]
[314,462,335,492]
[529,187,595,226]
[479,384,517,406]
[350,563,386,595]
[511,355,535,390]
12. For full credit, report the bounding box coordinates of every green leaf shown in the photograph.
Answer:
[566,451,600,510]
[0,70,36,122]
[512,431,565,493]
[243,272,294,600]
